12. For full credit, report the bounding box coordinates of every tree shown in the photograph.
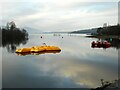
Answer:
[6,21,16,31]
[2,22,29,53]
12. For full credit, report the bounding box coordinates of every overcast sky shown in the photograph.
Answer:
[0,0,119,32]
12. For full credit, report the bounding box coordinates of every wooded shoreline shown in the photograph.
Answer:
[86,35,120,39]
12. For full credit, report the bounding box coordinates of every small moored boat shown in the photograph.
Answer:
[91,41,111,48]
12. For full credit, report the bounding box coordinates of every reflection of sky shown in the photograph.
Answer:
[2,34,118,88]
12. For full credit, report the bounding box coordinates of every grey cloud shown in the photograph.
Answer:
[1,1,118,31]
[2,2,44,20]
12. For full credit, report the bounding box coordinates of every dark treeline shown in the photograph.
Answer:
[97,24,120,35]
[0,21,29,53]
[2,28,28,46]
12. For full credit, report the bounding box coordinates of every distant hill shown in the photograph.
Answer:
[23,27,42,34]
[44,31,69,34]
[70,28,97,34]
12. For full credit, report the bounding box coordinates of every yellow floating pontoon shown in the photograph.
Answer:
[16,48,31,53]
[15,46,61,53]
[30,46,46,52]
[16,50,61,56]
[43,46,61,51]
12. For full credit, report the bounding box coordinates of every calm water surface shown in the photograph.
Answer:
[2,34,118,88]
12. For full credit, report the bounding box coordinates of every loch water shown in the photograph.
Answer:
[1,34,119,88]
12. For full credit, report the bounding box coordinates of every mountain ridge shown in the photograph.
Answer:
[70,28,97,34]
[23,27,42,34]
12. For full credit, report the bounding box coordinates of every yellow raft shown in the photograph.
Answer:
[16,46,61,53]
[16,50,61,56]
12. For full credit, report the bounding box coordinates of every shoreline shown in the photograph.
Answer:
[86,35,120,39]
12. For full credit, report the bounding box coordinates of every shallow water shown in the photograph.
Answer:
[2,34,119,88]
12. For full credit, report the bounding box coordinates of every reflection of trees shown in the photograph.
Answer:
[91,79,120,90]
[0,21,29,53]
[2,38,28,53]
[98,38,120,49]
[105,38,120,49]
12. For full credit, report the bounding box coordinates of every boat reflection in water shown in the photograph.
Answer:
[16,50,61,56]
[91,41,111,49]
